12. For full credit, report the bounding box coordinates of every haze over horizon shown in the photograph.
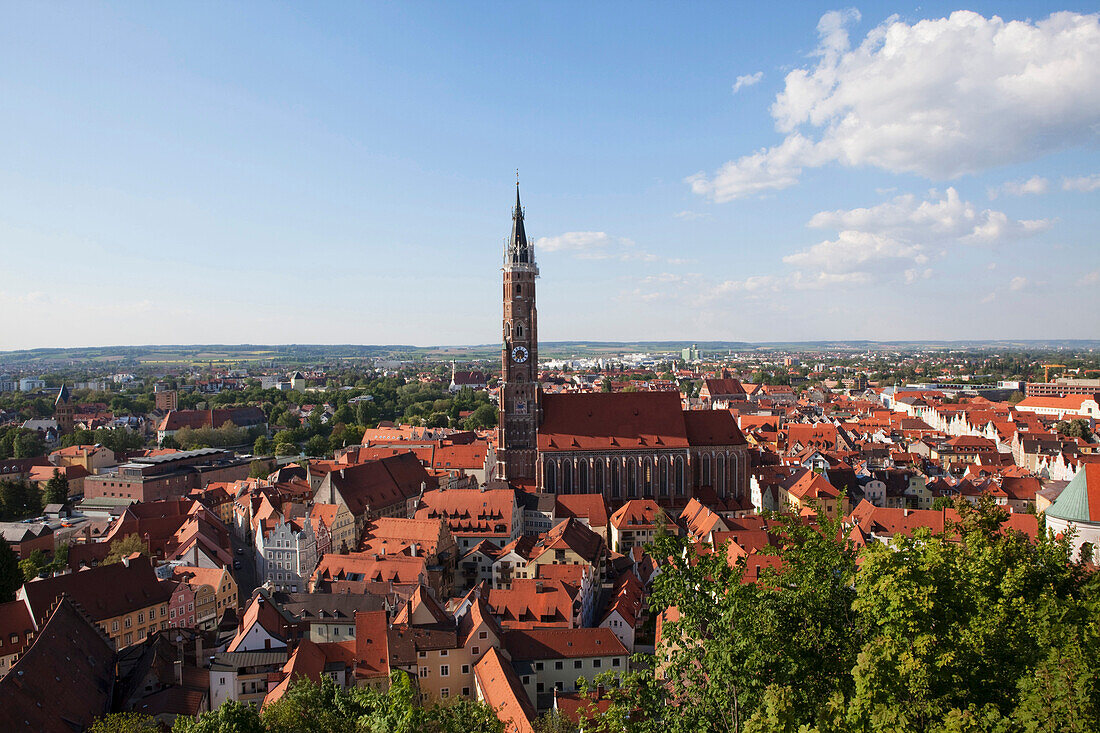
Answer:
[3,3,1099,350]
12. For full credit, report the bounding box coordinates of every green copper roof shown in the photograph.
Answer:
[1046,469,1093,523]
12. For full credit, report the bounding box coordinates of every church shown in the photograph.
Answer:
[495,186,749,506]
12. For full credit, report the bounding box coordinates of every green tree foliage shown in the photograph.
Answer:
[172,675,503,733]
[249,460,272,479]
[44,469,69,505]
[87,712,161,733]
[174,422,258,450]
[13,430,46,459]
[0,540,22,602]
[1055,418,1093,441]
[60,427,146,453]
[305,434,329,457]
[461,404,497,431]
[0,480,43,520]
[104,534,151,564]
[594,497,1099,733]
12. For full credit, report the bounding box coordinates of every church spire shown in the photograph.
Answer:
[507,182,533,266]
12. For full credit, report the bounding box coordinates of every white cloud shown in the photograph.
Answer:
[1010,276,1028,291]
[990,176,1050,198]
[673,210,710,221]
[691,10,1100,200]
[1063,174,1100,192]
[536,231,615,253]
[1077,270,1100,286]
[790,187,1050,275]
[732,71,764,93]
[535,231,664,263]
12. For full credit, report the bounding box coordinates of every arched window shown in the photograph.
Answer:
[516,322,525,338]
[561,460,573,494]
[675,456,685,495]
[717,454,726,496]
[579,461,589,492]
[702,455,712,487]
[595,459,605,494]
[659,458,669,496]
[544,461,556,492]
[731,453,740,497]
[611,460,621,498]
[643,459,653,496]
[627,459,638,497]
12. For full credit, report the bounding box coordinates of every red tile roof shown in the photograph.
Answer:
[474,647,535,733]
[20,555,172,623]
[505,627,628,660]
[539,392,689,451]
[0,596,115,733]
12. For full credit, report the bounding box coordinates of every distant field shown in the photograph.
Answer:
[1,340,1097,369]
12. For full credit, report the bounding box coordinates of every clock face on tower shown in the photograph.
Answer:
[511,345,529,363]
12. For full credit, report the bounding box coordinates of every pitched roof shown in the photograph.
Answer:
[1046,464,1100,524]
[504,627,628,660]
[554,493,610,528]
[682,409,747,446]
[0,596,115,733]
[539,392,689,451]
[20,555,172,623]
[326,453,435,516]
[609,499,666,530]
[474,647,535,733]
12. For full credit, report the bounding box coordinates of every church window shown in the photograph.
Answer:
[594,459,605,493]
[545,462,556,492]
[516,284,522,296]
[516,323,525,338]
[562,460,573,493]
[675,456,685,495]
[702,455,712,486]
[628,460,638,497]
[643,459,653,495]
[579,461,589,492]
[659,458,668,496]
[717,454,726,496]
[610,461,621,498]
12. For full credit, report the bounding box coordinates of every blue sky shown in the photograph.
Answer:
[1,2,1098,349]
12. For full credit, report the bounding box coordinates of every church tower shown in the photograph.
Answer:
[497,184,540,482]
[54,384,74,435]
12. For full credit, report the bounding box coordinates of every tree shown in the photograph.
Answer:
[305,434,329,457]
[253,435,272,455]
[274,442,298,457]
[172,699,264,733]
[104,534,151,564]
[44,469,69,505]
[0,541,21,602]
[13,430,45,459]
[601,377,612,393]
[88,712,160,733]
[249,460,271,479]
[847,496,1091,730]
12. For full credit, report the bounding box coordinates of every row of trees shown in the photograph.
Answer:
[580,497,1099,732]
[92,675,506,733]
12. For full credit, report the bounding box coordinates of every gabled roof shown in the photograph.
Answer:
[474,647,535,733]
[20,555,172,623]
[609,499,666,530]
[0,596,115,733]
[682,409,747,446]
[504,627,628,660]
[539,392,689,451]
[554,493,610,528]
[327,453,435,516]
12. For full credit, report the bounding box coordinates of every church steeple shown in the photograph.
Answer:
[498,182,540,483]
[506,183,533,266]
